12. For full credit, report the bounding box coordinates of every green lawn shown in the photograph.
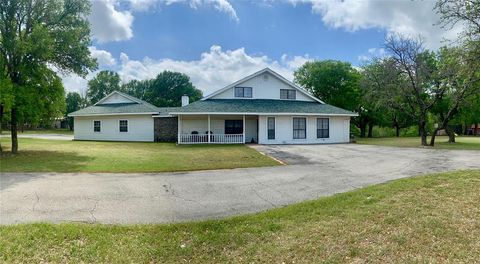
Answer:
[357,136,480,150]
[1,170,479,263]
[0,138,279,172]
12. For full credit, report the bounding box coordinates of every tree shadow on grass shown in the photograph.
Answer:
[0,150,94,191]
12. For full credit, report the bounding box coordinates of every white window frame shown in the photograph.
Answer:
[316,117,330,139]
[280,89,296,100]
[234,87,253,98]
[93,120,101,133]
[119,119,128,133]
[292,116,307,140]
[266,116,276,140]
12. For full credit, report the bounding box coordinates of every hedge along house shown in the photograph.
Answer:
[69,68,357,144]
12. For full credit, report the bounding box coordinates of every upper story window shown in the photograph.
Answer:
[280,89,296,100]
[119,120,128,132]
[235,87,252,98]
[94,121,101,132]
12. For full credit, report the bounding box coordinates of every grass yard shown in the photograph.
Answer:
[1,170,479,263]
[357,136,480,150]
[0,138,279,172]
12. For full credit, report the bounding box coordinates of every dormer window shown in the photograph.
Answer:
[280,89,296,100]
[235,87,252,98]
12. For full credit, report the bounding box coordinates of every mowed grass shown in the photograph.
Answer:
[0,138,279,172]
[357,136,480,150]
[1,170,480,263]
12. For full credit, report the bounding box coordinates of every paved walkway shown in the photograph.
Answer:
[1,144,479,224]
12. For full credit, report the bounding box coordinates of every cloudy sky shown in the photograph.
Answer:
[64,0,459,96]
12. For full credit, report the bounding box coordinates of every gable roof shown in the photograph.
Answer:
[68,91,160,117]
[202,68,325,104]
[169,99,357,116]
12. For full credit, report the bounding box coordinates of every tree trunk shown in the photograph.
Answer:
[0,105,3,153]
[419,120,428,146]
[475,123,479,136]
[367,123,374,138]
[446,126,456,143]
[464,122,469,135]
[360,124,366,138]
[395,125,400,137]
[11,108,18,153]
[430,128,439,146]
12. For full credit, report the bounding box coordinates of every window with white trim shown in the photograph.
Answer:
[293,117,306,139]
[119,120,128,132]
[234,87,252,98]
[280,89,296,100]
[267,117,275,140]
[94,121,101,132]
[317,118,329,138]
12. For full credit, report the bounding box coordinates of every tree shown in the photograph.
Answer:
[383,35,446,146]
[123,71,203,107]
[436,0,480,41]
[65,92,83,130]
[360,58,415,137]
[0,0,97,153]
[293,60,373,137]
[87,71,121,104]
[294,60,361,111]
[429,45,480,145]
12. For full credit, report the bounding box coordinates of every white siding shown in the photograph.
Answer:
[258,115,350,144]
[74,115,154,142]
[100,93,135,104]
[211,72,314,101]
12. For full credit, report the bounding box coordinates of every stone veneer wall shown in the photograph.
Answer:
[154,117,178,142]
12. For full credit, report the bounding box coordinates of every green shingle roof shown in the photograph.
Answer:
[169,99,357,116]
[69,102,160,116]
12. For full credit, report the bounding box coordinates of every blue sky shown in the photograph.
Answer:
[63,0,458,95]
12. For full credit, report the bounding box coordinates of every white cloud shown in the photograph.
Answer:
[89,0,134,43]
[165,0,239,22]
[89,46,116,66]
[357,48,386,62]
[115,45,310,95]
[290,0,462,49]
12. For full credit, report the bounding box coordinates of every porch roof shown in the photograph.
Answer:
[169,99,357,116]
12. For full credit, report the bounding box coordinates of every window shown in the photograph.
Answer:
[293,117,306,139]
[119,120,128,132]
[317,118,329,138]
[267,117,275,140]
[93,121,101,132]
[234,87,252,98]
[280,89,296,100]
[225,120,243,134]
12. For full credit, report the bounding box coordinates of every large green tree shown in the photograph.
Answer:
[123,71,203,107]
[87,70,121,105]
[293,60,376,137]
[65,91,83,130]
[0,0,96,153]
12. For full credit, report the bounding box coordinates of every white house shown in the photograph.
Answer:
[69,68,357,144]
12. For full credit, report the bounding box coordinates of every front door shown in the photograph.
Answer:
[225,120,243,134]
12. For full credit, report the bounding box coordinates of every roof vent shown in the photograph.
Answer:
[263,74,269,81]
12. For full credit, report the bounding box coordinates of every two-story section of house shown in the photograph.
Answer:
[69,68,357,144]
[170,68,357,144]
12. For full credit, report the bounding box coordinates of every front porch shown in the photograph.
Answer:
[177,114,258,144]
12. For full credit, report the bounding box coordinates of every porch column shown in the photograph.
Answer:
[243,115,245,143]
[208,114,211,143]
[177,115,181,144]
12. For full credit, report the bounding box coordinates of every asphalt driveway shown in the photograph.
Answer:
[1,144,479,224]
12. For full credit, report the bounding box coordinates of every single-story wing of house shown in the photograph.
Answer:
[69,68,358,144]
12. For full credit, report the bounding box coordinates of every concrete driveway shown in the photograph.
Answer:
[1,144,479,224]
[0,133,73,141]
